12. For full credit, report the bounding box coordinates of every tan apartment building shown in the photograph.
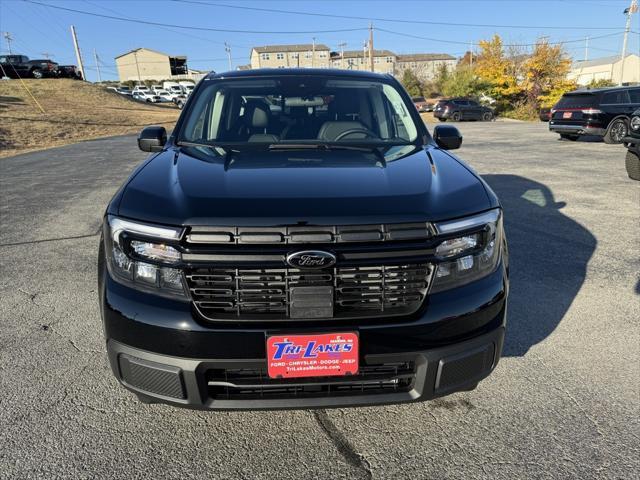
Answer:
[395,53,457,81]
[569,54,640,86]
[330,49,396,74]
[250,44,331,69]
[115,47,194,82]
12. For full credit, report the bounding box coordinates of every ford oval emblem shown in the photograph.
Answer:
[286,250,336,269]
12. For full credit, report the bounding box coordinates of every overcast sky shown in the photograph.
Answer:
[1,0,638,81]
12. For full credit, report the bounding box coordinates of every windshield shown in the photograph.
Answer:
[178,76,420,146]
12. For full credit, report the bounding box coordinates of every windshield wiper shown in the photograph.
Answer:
[268,143,388,162]
[176,141,236,156]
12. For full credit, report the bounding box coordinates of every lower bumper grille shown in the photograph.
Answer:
[207,362,416,400]
[186,264,433,321]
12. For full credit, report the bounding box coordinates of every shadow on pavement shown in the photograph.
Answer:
[482,175,597,357]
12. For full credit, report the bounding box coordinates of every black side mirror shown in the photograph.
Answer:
[433,125,463,150]
[138,126,167,152]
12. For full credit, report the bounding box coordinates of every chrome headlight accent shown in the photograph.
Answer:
[630,115,640,131]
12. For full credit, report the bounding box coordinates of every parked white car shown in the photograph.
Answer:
[150,85,163,94]
[132,85,150,94]
[156,91,176,103]
[133,91,161,103]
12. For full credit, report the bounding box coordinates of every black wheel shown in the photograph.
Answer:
[625,150,640,181]
[482,112,493,121]
[31,69,43,79]
[560,133,579,141]
[451,112,461,122]
[604,118,628,144]
[146,99,151,103]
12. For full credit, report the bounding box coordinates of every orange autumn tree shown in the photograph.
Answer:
[474,35,523,108]
[525,39,577,109]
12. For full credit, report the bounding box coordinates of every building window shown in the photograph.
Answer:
[305,51,312,58]
[261,53,270,60]
[386,56,393,63]
[276,53,284,60]
[319,51,327,58]
[374,57,380,64]
[292,53,299,59]
[347,59,355,66]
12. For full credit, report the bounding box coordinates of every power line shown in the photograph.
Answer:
[376,27,624,48]
[23,1,368,34]
[171,0,623,31]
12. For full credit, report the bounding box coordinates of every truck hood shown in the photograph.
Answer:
[117,145,491,226]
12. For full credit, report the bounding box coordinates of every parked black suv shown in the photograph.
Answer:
[549,86,640,143]
[622,108,640,180]
[0,54,58,79]
[99,69,508,410]
[434,98,494,122]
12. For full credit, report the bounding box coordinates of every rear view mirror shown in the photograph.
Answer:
[433,125,463,150]
[138,126,167,152]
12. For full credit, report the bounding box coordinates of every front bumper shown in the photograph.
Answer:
[101,260,508,410]
[548,123,606,136]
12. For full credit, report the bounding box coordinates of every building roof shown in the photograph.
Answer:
[396,53,456,62]
[572,54,637,69]
[115,47,186,60]
[336,49,395,59]
[253,44,330,53]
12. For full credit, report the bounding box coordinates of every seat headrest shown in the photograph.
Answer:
[244,101,270,129]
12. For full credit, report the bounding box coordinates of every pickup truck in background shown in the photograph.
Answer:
[0,54,59,79]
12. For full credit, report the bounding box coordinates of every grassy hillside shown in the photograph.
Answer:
[0,79,180,158]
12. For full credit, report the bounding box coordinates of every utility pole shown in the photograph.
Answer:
[133,50,142,83]
[70,26,86,82]
[362,40,367,70]
[3,32,13,54]
[224,42,232,71]
[93,49,101,83]
[584,37,589,62]
[312,37,316,67]
[41,52,54,60]
[338,42,346,69]
[369,22,374,72]
[620,0,638,85]
[469,42,473,68]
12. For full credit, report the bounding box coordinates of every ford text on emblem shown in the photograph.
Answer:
[286,250,336,269]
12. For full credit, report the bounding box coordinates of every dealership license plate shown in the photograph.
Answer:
[266,332,359,379]
[563,111,573,119]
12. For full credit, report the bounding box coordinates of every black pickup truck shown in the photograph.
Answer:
[0,54,59,79]
[99,69,509,410]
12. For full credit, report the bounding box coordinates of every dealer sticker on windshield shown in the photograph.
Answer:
[266,332,359,379]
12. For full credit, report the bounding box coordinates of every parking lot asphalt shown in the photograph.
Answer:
[0,122,638,479]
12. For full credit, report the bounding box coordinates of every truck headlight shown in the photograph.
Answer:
[630,115,640,131]
[103,215,188,299]
[431,209,504,293]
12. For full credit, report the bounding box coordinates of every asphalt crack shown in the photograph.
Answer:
[312,410,372,480]
[0,227,101,247]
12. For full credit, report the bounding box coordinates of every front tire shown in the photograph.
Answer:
[31,69,43,79]
[451,112,461,122]
[604,118,628,144]
[625,150,640,181]
[482,112,493,121]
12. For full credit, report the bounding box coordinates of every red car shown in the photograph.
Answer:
[412,96,430,112]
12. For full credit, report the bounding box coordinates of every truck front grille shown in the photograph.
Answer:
[186,264,433,321]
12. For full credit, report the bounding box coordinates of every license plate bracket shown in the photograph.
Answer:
[266,332,359,379]
[563,111,573,119]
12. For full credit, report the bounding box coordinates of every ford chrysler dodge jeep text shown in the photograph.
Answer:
[98,69,509,409]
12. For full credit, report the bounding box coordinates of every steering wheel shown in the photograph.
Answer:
[334,128,377,141]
